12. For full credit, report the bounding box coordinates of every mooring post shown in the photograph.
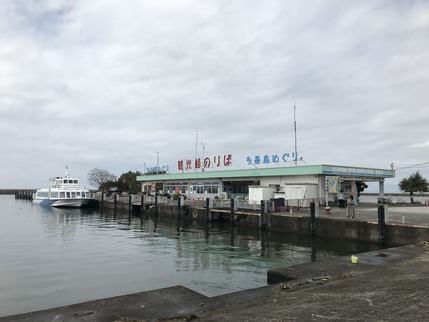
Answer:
[205,198,210,222]
[310,201,316,235]
[114,194,117,212]
[378,205,386,246]
[155,195,158,216]
[128,195,132,222]
[260,200,266,229]
[140,195,144,223]
[177,196,181,219]
[310,235,317,262]
[101,192,104,208]
[230,198,235,222]
[176,197,181,233]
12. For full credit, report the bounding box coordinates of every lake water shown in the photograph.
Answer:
[0,195,378,317]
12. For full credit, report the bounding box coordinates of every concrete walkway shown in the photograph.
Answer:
[288,203,429,227]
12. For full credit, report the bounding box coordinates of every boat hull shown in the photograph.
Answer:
[33,198,93,208]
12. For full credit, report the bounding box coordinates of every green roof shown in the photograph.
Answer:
[137,164,395,182]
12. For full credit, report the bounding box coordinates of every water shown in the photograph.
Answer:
[0,195,378,317]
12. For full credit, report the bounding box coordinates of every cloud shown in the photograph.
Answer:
[1,0,428,190]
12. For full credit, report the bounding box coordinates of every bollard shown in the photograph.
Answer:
[378,205,386,246]
[310,202,316,235]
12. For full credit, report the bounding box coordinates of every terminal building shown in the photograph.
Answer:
[137,164,395,207]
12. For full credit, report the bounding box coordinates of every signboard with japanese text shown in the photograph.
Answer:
[176,151,299,171]
[178,154,232,171]
[246,151,298,166]
[146,165,169,173]
[325,176,339,193]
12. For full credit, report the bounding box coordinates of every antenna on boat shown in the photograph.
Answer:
[65,164,69,176]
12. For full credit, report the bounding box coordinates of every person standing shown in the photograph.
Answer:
[347,194,355,219]
[337,191,345,209]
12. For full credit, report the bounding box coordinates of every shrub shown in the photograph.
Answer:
[172,193,187,200]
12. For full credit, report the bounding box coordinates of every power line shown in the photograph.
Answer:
[393,161,429,171]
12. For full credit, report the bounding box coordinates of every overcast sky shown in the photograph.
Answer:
[1,0,428,192]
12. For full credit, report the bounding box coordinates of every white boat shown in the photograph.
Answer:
[33,167,94,208]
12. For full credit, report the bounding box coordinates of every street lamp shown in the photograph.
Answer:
[201,142,205,172]
[155,151,159,195]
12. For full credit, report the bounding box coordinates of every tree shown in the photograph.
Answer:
[398,171,429,204]
[87,168,117,191]
[117,171,142,194]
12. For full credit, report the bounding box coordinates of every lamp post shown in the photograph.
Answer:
[155,151,159,195]
[201,142,205,172]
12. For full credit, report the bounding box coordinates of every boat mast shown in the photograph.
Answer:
[65,164,69,176]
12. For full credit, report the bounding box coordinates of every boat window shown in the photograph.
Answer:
[66,192,71,198]
[74,180,78,184]
[60,192,65,198]
[76,192,81,197]
[37,191,49,198]
[71,192,75,198]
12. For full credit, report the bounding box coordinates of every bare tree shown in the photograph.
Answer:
[87,168,117,191]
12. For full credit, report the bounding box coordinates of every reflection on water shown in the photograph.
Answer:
[0,195,378,317]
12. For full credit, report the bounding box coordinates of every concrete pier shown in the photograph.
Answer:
[154,202,429,246]
[95,193,429,246]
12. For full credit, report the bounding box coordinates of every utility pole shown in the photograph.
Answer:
[155,151,159,195]
[195,129,198,173]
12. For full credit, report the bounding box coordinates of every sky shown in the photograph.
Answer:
[1,0,428,192]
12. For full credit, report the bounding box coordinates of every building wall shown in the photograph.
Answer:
[260,174,318,187]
